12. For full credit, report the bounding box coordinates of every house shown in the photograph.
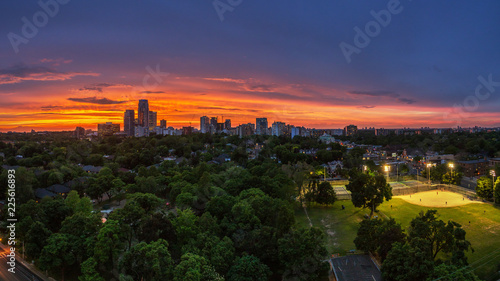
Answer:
[46,184,71,197]
[35,188,58,201]
[82,165,103,174]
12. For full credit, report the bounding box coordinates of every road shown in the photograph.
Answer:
[0,251,43,281]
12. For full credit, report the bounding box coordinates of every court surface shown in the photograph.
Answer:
[394,190,483,207]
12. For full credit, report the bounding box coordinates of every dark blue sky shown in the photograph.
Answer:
[1,0,500,131]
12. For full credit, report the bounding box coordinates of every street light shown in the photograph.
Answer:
[426,163,432,186]
[363,165,367,173]
[449,163,454,187]
[384,165,390,182]
[490,170,496,203]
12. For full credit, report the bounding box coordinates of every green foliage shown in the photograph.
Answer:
[173,253,224,281]
[278,227,328,280]
[120,239,174,281]
[227,255,271,281]
[354,218,405,261]
[346,171,392,217]
[476,176,493,199]
[382,240,434,281]
[39,233,77,280]
[79,258,104,281]
[427,263,480,281]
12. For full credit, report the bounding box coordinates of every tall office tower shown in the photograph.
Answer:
[200,116,210,133]
[160,119,167,128]
[256,118,268,135]
[124,110,135,136]
[148,111,157,130]
[224,119,231,130]
[138,100,149,127]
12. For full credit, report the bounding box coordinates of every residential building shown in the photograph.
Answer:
[344,125,358,136]
[200,116,210,133]
[272,121,286,136]
[256,118,268,135]
[160,119,167,128]
[124,110,135,136]
[148,111,157,130]
[225,119,231,130]
[457,159,488,177]
[74,127,86,139]
[138,99,149,127]
[97,122,120,136]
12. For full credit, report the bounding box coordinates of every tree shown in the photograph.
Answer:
[494,178,500,204]
[94,220,126,270]
[227,255,271,281]
[79,257,104,281]
[60,212,102,263]
[426,263,480,281]
[354,218,405,261]
[409,210,472,265]
[25,221,52,260]
[346,171,392,217]
[278,227,328,281]
[120,239,174,281]
[173,253,224,281]
[477,176,493,200]
[382,239,434,281]
[315,181,337,205]
[39,233,77,281]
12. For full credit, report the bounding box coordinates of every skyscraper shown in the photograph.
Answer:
[200,116,209,133]
[98,122,120,136]
[138,99,149,127]
[210,117,218,133]
[160,119,167,128]
[148,111,157,130]
[256,118,268,135]
[124,110,135,136]
[224,119,231,130]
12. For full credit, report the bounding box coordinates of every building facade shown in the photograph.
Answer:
[256,118,268,135]
[124,110,135,136]
[138,99,149,127]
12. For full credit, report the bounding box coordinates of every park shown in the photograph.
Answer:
[296,181,500,280]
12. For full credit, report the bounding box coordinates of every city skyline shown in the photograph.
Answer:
[1,1,500,132]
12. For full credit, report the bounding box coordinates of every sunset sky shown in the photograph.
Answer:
[1,0,500,132]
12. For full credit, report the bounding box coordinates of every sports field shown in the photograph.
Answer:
[395,190,482,207]
[297,191,500,280]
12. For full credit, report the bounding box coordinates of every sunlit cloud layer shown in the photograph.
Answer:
[0,1,500,132]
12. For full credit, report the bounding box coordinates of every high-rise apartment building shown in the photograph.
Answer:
[160,119,167,128]
[124,110,135,136]
[344,125,358,136]
[272,121,286,136]
[74,127,85,139]
[200,116,210,133]
[138,99,149,127]
[225,119,231,130]
[256,118,268,135]
[148,111,157,130]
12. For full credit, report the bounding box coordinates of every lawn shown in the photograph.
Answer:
[297,198,500,280]
[295,201,365,254]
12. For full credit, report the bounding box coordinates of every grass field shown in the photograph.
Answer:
[296,195,500,280]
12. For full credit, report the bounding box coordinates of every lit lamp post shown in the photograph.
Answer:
[426,163,432,185]
[490,170,496,203]
[449,163,454,187]
[363,165,367,173]
[384,165,390,182]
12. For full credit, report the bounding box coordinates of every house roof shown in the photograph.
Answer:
[35,188,57,199]
[47,184,71,194]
